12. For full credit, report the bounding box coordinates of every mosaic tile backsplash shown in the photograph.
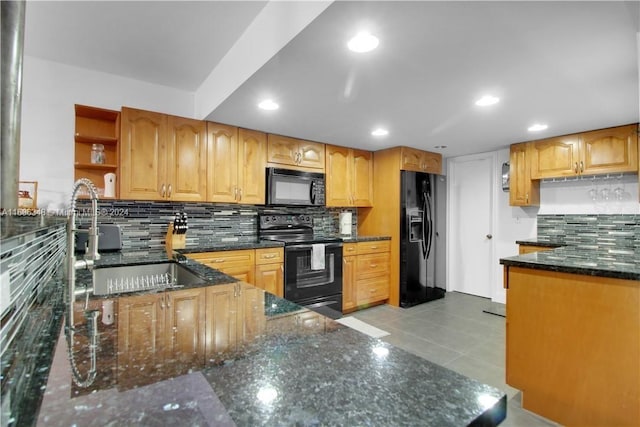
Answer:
[537,214,639,250]
[76,200,358,251]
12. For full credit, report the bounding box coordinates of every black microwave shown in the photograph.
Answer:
[266,168,325,206]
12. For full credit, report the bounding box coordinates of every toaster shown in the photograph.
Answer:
[75,223,122,253]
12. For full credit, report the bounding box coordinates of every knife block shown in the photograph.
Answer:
[165,224,186,252]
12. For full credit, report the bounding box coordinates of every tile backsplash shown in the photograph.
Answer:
[76,200,358,251]
[537,214,639,249]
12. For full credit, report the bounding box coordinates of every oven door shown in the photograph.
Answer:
[284,242,342,303]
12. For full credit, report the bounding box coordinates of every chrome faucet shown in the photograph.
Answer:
[65,178,101,387]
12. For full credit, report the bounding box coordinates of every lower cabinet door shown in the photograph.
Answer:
[165,288,206,368]
[205,283,238,363]
[254,262,284,297]
[117,293,166,388]
[237,283,266,347]
[342,255,357,311]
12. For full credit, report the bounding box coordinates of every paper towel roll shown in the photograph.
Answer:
[104,173,116,198]
[340,212,352,236]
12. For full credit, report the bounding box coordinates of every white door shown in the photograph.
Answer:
[447,153,494,298]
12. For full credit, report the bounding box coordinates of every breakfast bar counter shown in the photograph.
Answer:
[500,245,639,426]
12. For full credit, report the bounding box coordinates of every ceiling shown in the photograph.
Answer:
[24,1,640,158]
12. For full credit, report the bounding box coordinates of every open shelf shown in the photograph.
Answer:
[74,104,120,198]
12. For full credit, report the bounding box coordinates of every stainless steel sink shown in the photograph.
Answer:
[92,262,204,295]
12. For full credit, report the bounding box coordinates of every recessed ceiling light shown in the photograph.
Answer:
[434,145,447,149]
[528,123,548,132]
[371,128,388,137]
[475,95,500,107]
[258,99,279,110]
[347,31,379,53]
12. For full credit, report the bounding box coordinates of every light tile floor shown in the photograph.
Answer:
[350,292,557,427]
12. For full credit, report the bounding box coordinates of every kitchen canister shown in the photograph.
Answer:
[91,143,105,164]
[104,173,116,198]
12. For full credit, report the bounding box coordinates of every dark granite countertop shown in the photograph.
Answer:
[501,245,640,281]
[1,214,66,239]
[32,253,507,426]
[515,239,565,248]
[341,235,391,243]
[178,239,285,253]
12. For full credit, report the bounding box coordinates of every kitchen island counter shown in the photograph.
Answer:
[29,252,507,426]
[500,245,639,281]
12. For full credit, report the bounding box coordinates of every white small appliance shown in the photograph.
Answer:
[104,173,116,198]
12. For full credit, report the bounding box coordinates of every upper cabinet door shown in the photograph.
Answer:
[400,147,423,172]
[267,134,299,166]
[297,140,325,169]
[237,128,267,205]
[509,142,539,207]
[422,152,442,174]
[530,135,580,179]
[207,122,239,203]
[167,115,207,202]
[267,134,325,170]
[120,107,167,200]
[352,149,373,207]
[325,145,352,206]
[400,147,442,174]
[581,124,638,175]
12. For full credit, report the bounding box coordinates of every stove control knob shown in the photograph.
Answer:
[272,216,277,222]
[306,216,310,221]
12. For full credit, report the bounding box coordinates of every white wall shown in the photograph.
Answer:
[538,174,639,214]
[493,149,537,304]
[20,56,195,209]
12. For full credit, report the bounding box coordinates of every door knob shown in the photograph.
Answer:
[486,234,493,239]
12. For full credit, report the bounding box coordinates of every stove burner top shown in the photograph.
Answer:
[258,213,343,246]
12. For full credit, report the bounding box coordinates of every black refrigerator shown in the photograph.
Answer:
[400,171,445,307]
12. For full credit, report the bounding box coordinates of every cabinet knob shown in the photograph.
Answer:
[580,161,584,173]
[238,188,242,201]
[574,162,579,174]
[161,184,166,197]
[167,184,172,198]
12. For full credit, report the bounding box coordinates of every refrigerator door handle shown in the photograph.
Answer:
[424,193,433,259]
[421,194,428,258]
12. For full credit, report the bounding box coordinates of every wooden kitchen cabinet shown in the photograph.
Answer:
[204,282,265,363]
[208,124,267,204]
[325,145,373,207]
[342,243,357,312]
[238,128,267,204]
[267,134,325,171]
[342,240,391,311]
[530,124,638,178]
[580,124,638,174]
[509,142,540,206]
[400,147,442,174]
[120,107,207,201]
[74,104,120,198]
[355,241,391,307]
[117,287,206,386]
[188,249,255,283]
[254,247,284,297]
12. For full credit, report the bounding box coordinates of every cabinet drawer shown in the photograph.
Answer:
[255,247,284,265]
[356,276,389,304]
[187,249,255,267]
[357,240,390,254]
[343,243,358,256]
[356,253,389,278]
